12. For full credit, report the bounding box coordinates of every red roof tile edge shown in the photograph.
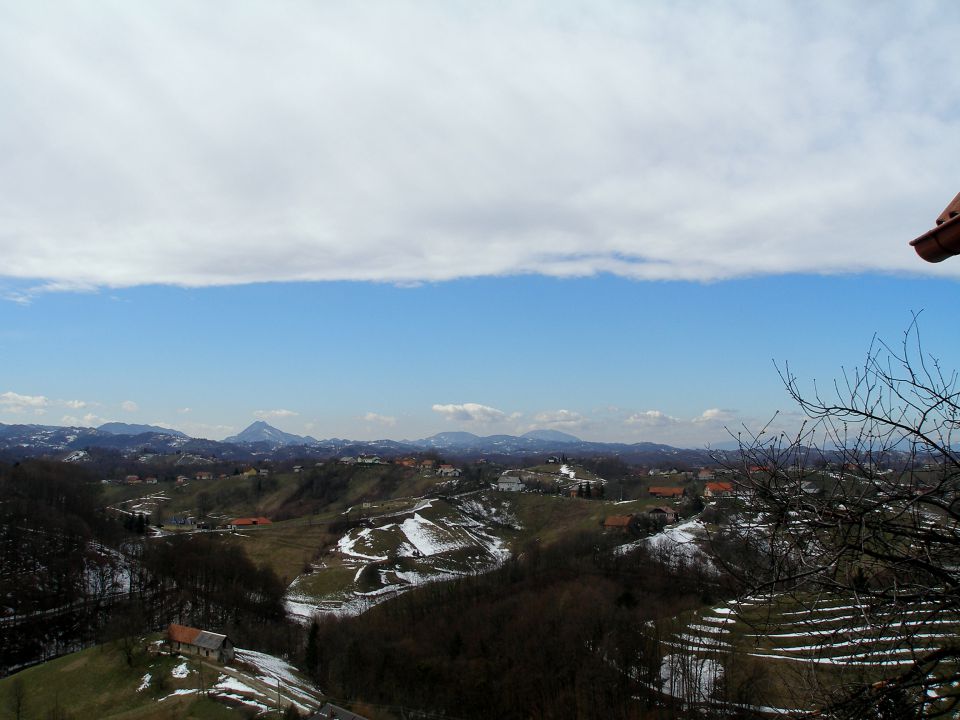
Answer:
[911,192,960,263]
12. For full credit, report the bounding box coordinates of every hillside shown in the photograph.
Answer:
[103,462,692,620]
[0,636,323,719]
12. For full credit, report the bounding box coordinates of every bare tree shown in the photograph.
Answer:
[727,318,960,718]
[6,678,26,720]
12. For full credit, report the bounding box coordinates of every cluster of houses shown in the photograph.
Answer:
[110,456,468,487]
[336,455,463,476]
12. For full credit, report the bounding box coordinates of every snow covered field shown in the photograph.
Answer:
[286,495,513,621]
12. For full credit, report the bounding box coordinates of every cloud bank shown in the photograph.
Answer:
[2,2,959,293]
[254,409,298,420]
[432,403,511,425]
[0,392,50,414]
[362,412,397,427]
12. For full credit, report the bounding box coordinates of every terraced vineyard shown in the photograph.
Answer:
[661,593,960,714]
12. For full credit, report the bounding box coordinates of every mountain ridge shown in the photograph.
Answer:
[0,420,771,466]
[98,422,189,438]
[223,420,319,447]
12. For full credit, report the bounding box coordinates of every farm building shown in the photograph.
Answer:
[703,481,734,498]
[648,506,679,523]
[227,517,273,529]
[602,515,635,531]
[648,486,685,499]
[497,476,524,492]
[167,623,235,663]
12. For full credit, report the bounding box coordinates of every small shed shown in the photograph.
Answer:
[167,623,235,663]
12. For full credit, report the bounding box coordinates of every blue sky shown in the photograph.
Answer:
[2,274,957,445]
[2,2,960,445]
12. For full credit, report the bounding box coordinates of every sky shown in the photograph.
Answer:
[2,1,960,446]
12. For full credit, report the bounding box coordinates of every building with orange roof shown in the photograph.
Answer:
[227,517,272,529]
[167,623,234,663]
[704,481,734,498]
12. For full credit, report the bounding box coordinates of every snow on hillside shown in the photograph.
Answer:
[615,516,714,570]
[458,497,522,530]
[232,648,323,712]
[286,496,513,621]
[399,513,465,557]
[337,528,389,561]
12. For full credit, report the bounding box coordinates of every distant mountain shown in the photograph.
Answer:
[98,422,189,438]
[1,421,899,471]
[223,421,318,447]
[412,430,582,452]
[412,431,482,449]
[522,429,581,444]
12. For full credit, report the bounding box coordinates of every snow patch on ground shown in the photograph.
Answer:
[137,673,151,692]
[459,498,522,530]
[400,513,465,557]
[616,517,713,571]
[234,648,322,710]
[337,528,388,561]
[215,675,263,697]
[171,661,190,679]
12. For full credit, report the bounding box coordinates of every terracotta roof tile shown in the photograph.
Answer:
[168,623,201,645]
[911,192,960,262]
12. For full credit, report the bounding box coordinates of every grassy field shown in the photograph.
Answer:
[0,637,324,719]
[0,641,242,719]
[219,519,340,583]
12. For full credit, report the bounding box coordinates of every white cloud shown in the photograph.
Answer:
[63,399,88,409]
[432,402,510,424]
[254,409,298,420]
[0,3,958,295]
[693,408,736,424]
[625,410,681,427]
[177,407,192,414]
[0,391,50,414]
[531,409,589,430]
[61,412,106,427]
[120,400,139,412]
[362,412,397,427]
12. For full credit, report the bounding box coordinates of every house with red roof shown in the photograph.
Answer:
[167,623,234,663]
[704,481,734,498]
